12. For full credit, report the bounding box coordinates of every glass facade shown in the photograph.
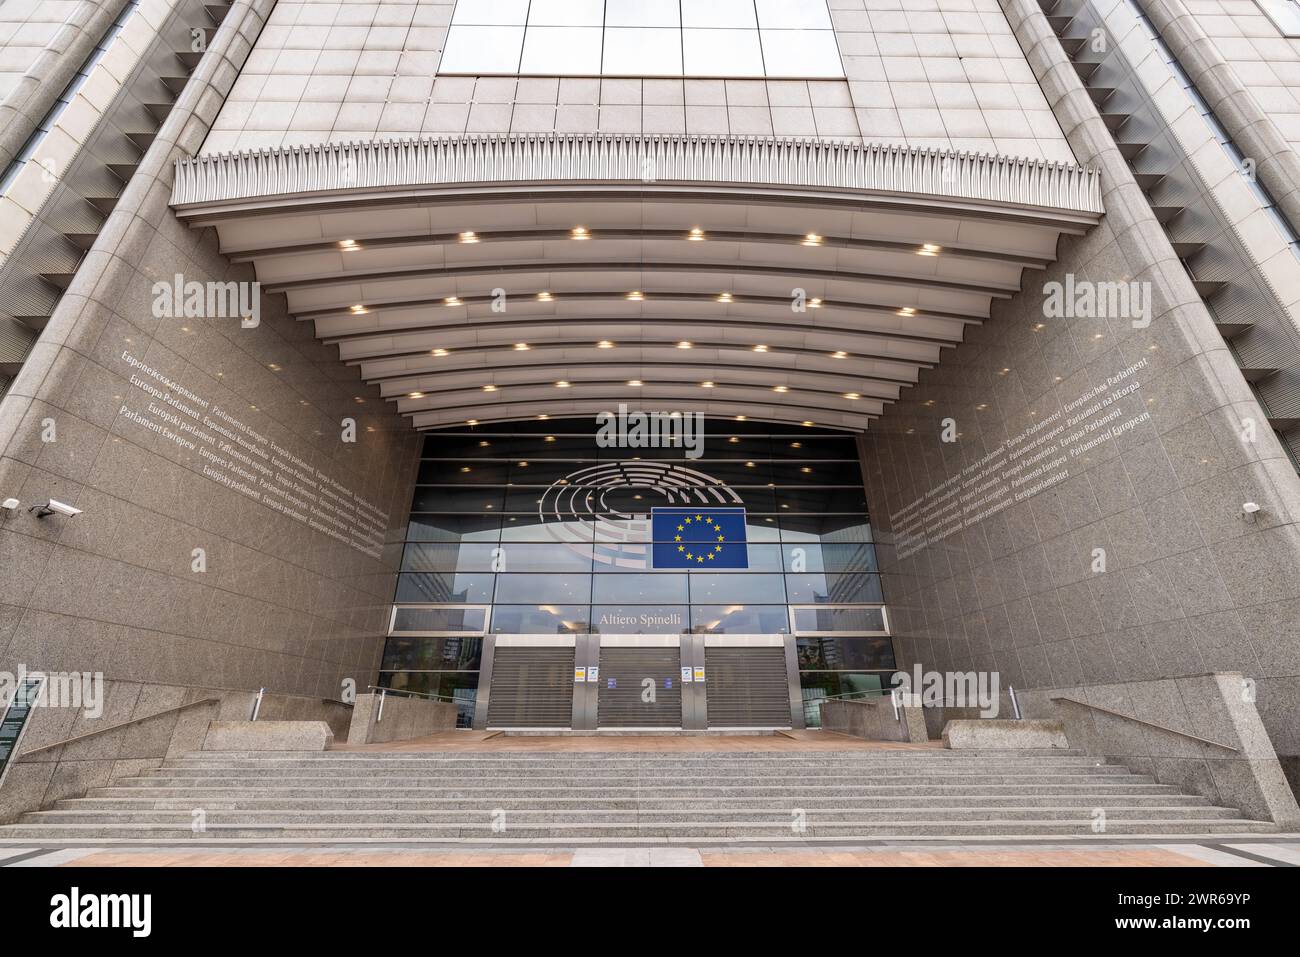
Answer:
[438,0,846,78]
[380,418,893,727]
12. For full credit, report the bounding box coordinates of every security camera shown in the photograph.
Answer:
[0,498,18,512]
[29,499,82,518]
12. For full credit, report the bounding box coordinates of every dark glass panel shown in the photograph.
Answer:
[795,636,896,671]
[410,487,504,513]
[772,486,870,513]
[779,514,872,543]
[379,671,479,727]
[769,436,859,460]
[768,459,863,487]
[689,604,789,633]
[416,461,510,484]
[382,637,483,671]
[498,542,595,573]
[782,542,878,573]
[407,513,500,542]
[798,671,888,727]
[498,516,594,542]
[784,573,883,604]
[791,606,887,633]
[490,604,589,633]
[494,574,592,604]
[402,541,498,573]
[391,606,487,634]
[395,572,494,603]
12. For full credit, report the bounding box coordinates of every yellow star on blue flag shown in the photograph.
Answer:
[652,507,747,568]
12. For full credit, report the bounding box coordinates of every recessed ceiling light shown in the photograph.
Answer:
[628,379,642,387]
[753,344,768,353]
[545,435,556,441]
[843,392,860,400]
[808,298,823,308]
[514,342,530,350]
[518,461,528,467]
[802,420,814,427]
[339,239,359,250]
[479,440,490,446]
[537,414,549,420]
[735,415,747,421]
[461,466,471,473]
[801,467,813,473]
[466,419,478,426]
[831,350,847,359]
[407,391,424,399]
[1033,323,1046,331]
[898,306,916,317]
[802,233,823,246]
[444,296,461,306]
[627,290,645,301]
[773,385,789,393]
[537,291,553,302]
[701,381,714,388]
[999,367,1010,375]
[677,341,692,349]
[572,226,590,240]
[432,348,449,356]
[597,340,615,349]
[791,442,802,448]
[483,384,497,392]
[350,304,367,314]
[717,292,733,303]
[745,461,755,468]
[458,231,478,243]
[729,436,740,443]
[688,227,706,241]
[555,380,570,388]
[918,243,942,256]
[976,403,988,410]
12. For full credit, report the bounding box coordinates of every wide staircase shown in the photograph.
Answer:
[0,749,1278,842]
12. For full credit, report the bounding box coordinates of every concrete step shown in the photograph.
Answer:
[60,793,1215,810]
[23,806,1245,824]
[85,782,1191,799]
[1,819,1277,839]
[163,757,1115,771]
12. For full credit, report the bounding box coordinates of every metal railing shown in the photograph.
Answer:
[172,133,1103,213]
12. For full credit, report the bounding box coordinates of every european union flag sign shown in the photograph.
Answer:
[651,507,748,569]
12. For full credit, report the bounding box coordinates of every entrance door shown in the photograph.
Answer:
[480,636,576,730]
[595,636,683,729]
[702,635,800,730]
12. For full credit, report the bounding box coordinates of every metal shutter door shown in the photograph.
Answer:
[597,647,683,729]
[486,647,574,728]
[704,646,791,728]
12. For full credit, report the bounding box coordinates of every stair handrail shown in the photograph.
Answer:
[11,697,221,760]
[1049,695,1240,752]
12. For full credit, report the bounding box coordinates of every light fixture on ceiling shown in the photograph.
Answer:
[831,351,847,359]
[444,296,462,306]
[808,298,823,308]
[897,306,916,317]
[752,344,768,353]
[677,341,692,349]
[407,392,424,399]
[571,226,590,240]
[338,239,359,251]
[735,415,747,421]
[626,290,645,301]
[483,384,497,392]
[628,379,642,387]
[537,291,553,302]
[688,227,706,241]
[458,231,479,243]
[773,385,788,393]
[802,233,823,246]
[514,342,530,351]
[728,436,740,443]
[597,340,615,349]
[555,380,571,388]
[701,381,714,388]
[350,304,367,314]
[537,414,549,420]
[918,243,942,256]
[716,292,733,303]
[802,420,815,426]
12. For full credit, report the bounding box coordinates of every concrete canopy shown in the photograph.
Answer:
[171,134,1102,431]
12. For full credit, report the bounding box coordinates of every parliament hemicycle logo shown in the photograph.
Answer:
[538,462,746,570]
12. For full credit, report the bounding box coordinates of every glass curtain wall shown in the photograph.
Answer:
[380,418,895,726]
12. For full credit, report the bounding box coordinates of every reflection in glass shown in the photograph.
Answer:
[690,604,789,633]
[391,606,487,634]
[798,671,888,727]
[382,637,483,671]
[689,573,787,604]
[379,671,479,727]
[395,572,494,603]
[795,636,896,670]
[592,574,688,603]
[791,606,887,633]
[494,574,592,604]
[784,573,883,604]
[490,604,589,633]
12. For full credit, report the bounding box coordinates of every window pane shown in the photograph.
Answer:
[498,542,595,572]
[682,28,764,76]
[606,0,681,27]
[495,574,592,604]
[407,513,500,542]
[792,606,886,633]
[521,26,603,73]
[452,0,530,25]
[382,637,483,671]
[395,572,495,603]
[690,573,787,604]
[380,672,479,727]
[402,541,499,573]
[603,27,683,76]
[439,25,524,71]
[784,573,883,604]
[391,606,487,634]
[592,574,688,603]
[682,0,758,28]
[529,0,604,25]
[782,543,877,573]
[690,604,789,633]
[796,636,896,671]
[755,0,833,29]
[491,604,589,633]
[760,30,844,78]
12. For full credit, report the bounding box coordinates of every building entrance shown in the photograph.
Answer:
[474,634,801,731]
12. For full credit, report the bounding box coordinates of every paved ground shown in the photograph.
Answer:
[3,842,1298,867]
[337,730,942,752]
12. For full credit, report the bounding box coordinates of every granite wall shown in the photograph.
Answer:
[0,0,421,766]
[862,0,1300,783]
